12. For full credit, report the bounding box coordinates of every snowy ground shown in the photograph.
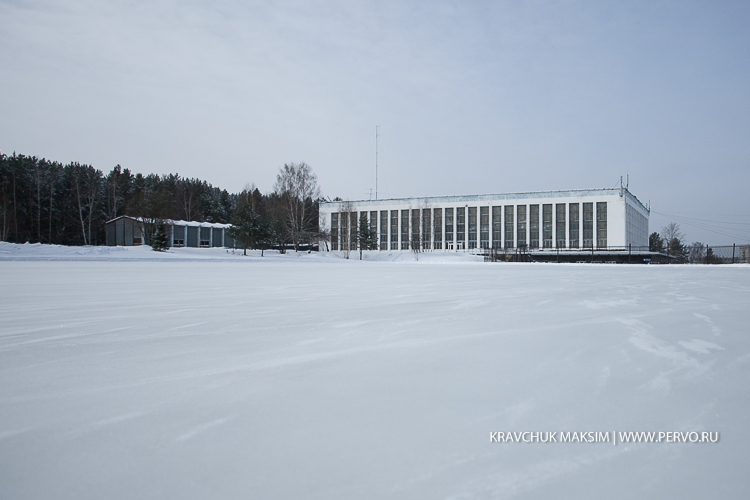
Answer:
[1,243,749,499]
[0,241,486,263]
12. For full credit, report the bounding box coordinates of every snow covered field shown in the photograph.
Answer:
[1,243,749,499]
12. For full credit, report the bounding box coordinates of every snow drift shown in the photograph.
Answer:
[1,244,749,499]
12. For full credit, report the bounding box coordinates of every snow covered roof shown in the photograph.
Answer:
[105,215,231,229]
[168,219,231,229]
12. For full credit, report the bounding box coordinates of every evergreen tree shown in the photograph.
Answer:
[0,148,307,248]
[228,201,263,256]
[649,232,663,252]
[150,223,169,251]
[357,211,377,260]
[706,247,718,264]
[255,213,274,257]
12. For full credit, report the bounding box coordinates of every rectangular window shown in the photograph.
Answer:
[468,207,477,249]
[517,205,527,249]
[350,212,358,250]
[529,204,539,249]
[596,202,607,248]
[456,207,466,250]
[422,209,431,250]
[555,204,566,248]
[411,209,420,249]
[390,210,398,250]
[401,210,410,250]
[543,204,553,248]
[380,211,388,250]
[370,211,377,240]
[331,213,339,251]
[504,205,514,248]
[445,208,454,249]
[480,206,489,249]
[569,203,579,248]
[212,228,223,247]
[173,226,185,247]
[583,202,594,248]
[200,227,211,247]
[434,208,443,250]
[492,206,502,249]
[341,212,349,250]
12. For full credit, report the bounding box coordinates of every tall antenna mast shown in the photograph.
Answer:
[375,125,379,200]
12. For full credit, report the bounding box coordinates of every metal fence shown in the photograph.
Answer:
[480,244,750,264]
[686,244,750,264]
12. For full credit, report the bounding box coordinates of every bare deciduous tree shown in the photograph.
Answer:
[661,222,684,246]
[274,163,321,252]
[661,222,687,262]
[71,163,102,246]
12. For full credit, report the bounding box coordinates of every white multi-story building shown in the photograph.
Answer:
[320,187,649,253]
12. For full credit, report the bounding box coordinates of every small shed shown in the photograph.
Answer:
[106,216,145,246]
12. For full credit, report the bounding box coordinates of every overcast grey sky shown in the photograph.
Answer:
[1,0,748,243]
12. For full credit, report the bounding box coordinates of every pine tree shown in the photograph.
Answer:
[649,232,663,252]
[150,223,169,251]
[357,211,377,260]
[228,202,262,256]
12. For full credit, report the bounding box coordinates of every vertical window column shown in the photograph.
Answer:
[456,207,466,250]
[422,209,431,250]
[380,211,388,250]
[569,203,580,248]
[331,213,339,250]
[369,211,377,242]
[529,205,539,249]
[504,205,514,248]
[492,206,502,249]
[341,213,349,251]
[543,204,553,248]
[517,205,527,249]
[583,202,594,248]
[350,212,358,250]
[401,210,409,250]
[411,209,420,249]
[468,207,477,249]
[434,208,443,250]
[445,208,454,250]
[480,206,489,249]
[596,202,607,248]
[556,204,566,248]
[390,210,398,250]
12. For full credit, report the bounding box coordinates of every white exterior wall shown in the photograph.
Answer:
[623,191,650,247]
[320,188,650,251]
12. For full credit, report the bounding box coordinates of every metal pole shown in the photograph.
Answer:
[732,243,736,264]
[375,125,379,200]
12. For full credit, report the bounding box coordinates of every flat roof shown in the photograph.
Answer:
[322,187,649,212]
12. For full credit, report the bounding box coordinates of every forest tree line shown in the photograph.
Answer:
[0,151,323,251]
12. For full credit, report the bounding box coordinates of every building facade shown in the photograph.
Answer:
[105,216,235,248]
[320,188,649,253]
